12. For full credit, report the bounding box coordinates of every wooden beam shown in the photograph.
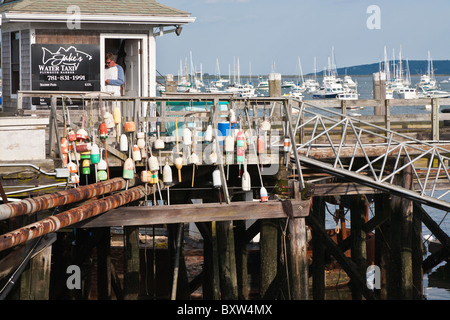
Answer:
[76,199,310,228]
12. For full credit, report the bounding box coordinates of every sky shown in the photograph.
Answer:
[156,0,450,77]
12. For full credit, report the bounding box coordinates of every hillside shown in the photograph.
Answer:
[307,60,450,76]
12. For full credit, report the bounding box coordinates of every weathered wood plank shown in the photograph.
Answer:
[76,199,310,228]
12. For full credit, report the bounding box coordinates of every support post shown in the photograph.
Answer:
[123,226,140,300]
[97,227,112,300]
[349,195,367,300]
[311,196,326,300]
[217,220,238,299]
[287,180,308,300]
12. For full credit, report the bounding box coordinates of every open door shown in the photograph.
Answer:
[123,39,141,97]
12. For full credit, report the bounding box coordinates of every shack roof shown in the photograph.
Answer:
[0,0,195,25]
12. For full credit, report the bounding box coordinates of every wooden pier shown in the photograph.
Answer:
[1,87,450,300]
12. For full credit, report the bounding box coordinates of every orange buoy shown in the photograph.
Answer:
[124,121,136,133]
[60,138,69,154]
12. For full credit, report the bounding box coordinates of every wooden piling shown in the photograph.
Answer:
[217,220,238,299]
[349,195,367,300]
[311,196,326,300]
[123,226,140,300]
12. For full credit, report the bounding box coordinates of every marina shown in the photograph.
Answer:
[2,0,450,302]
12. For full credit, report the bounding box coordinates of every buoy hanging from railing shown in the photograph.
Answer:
[113,106,121,142]
[204,124,213,143]
[76,115,88,142]
[132,144,141,162]
[175,117,183,182]
[149,154,159,172]
[150,170,159,184]
[91,143,100,164]
[103,111,115,129]
[155,120,165,150]
[100,122,108,141]
[229,109,237,124]
[81,159,90,175]
[163,158,173,186]
[68,159,78,174]
[97,151,108,181]
[260,186,268,202]
[124,121,136,133]
[70,174,80,184]
[212,167,223,204]
[123,158,134,180]
[242,157,251,191]
[140,170,150,183]
[260,113,271,131]
[137,132,146,149]
[212,168,221,189]
[284,137,291,152]
[236,130,245,177]
[119,134,128,152]
[183,127,192,146]
[67,127,76,143]
[257,131,265,154]
[163,158,173,205]
[61,137,69,154]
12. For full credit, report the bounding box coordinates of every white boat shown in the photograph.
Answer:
[283,88,303,100]
[395,87,418,99]
[256,77,269,90]
[225,82,257,97]
[417,87,450,98]
[417,51,437,92]
[313,78,346,99]
[337,92,358,100]
[343,75,358,90]
[282,80,296,88]
[302,78,320,93]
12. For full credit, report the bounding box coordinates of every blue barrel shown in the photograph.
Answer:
[218,122,239,144]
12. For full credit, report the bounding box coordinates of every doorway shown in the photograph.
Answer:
[101,34,148,97]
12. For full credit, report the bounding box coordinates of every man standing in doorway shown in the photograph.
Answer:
[104,52,125,96]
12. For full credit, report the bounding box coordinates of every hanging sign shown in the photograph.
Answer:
[31,44,100,105]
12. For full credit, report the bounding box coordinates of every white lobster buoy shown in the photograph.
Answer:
[137,133,146,150]
[284,137,291,153]
[154,138,164,150]
[183,127,192,146]
[119,134,128,152]
[229,109,237,123]
[163,160,173,186]
[242,160,251,191]
[123,158,134,180]
[112,107,121,125]
[132,145,141,161]
[225,135,234,153]
[68,160,78,174]
[190,152,200,165]
[91,143,100,164]
[97,155,108,181]
[103,112,115,129]
[260,118,271,131]
[140,170,150,183]
[149,155,159,172]
[212,168,222,189]
[260,186,268,202]
[175,156,183,182]
[76,128,88,142]
[204,124,213,142]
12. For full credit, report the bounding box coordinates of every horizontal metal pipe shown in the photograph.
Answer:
[0,185,151,252]
[0,178,127,221]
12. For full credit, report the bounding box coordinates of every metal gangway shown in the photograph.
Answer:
[284,98,450,212]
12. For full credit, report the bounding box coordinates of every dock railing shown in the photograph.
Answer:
[13,91,450,171]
